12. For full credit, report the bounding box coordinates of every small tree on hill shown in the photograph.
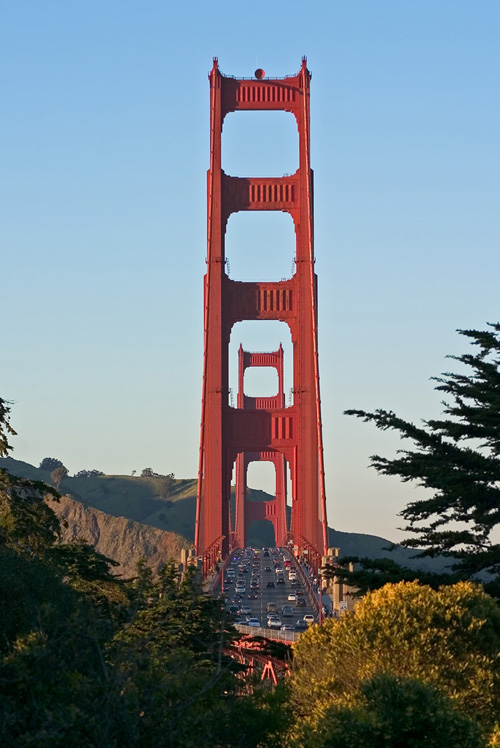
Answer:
[51,465,68,491]
[39,457,64,472]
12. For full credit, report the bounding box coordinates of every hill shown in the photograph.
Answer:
[0,457,448,571]
[52,493,190,578]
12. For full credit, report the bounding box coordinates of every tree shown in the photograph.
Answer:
[39,457,64,472]
[290,581,500,746]
[345,324,500,594]
[295,674,486,748]
[0,399,16,458]
[0,399,290,746]
[158,475,175,500]
[74,469,104,478]
[51,465,68,491]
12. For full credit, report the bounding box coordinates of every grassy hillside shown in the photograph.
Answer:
[0,456,447,570]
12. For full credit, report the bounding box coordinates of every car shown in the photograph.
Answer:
[240,605,252,615]
[264,566,272,572]
[295,597,306,607]
[228,605,240,615]
[281,624,295,632]
[247,618,260,628]
[266,581,275,588]
[303,614,315,625]
[267,602,278,613]
[276,577,285,585]
[288,592,297,601]
[268,617,282,630]
[281,605,294,617]
[295,619,308,631]
[247,592,258,599]
[235,615,251,624]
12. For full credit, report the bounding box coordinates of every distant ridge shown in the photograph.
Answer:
[1,457,447,572]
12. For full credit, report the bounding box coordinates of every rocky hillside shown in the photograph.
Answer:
[50,493,190,579]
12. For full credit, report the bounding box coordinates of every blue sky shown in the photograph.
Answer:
[2,1,499,543]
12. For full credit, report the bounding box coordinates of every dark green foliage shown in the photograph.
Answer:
[344,324,500,594]
[0,470,61,552]
[74,469,104,477]
[39,457,65,472]
[0,401,289,746]
[0,399,16,458]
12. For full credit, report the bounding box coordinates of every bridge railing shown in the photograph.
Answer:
[235,623,300,644]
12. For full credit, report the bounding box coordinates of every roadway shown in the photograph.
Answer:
[218,546,319,640]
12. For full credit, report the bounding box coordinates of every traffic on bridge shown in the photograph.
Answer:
[219,546,321,642]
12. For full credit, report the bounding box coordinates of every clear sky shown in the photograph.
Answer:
[2,1,500,543]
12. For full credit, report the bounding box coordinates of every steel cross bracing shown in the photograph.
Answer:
[195,58,328,577]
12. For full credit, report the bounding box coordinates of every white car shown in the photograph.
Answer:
[268,618,282,630]
[303,614,315,625]
[240,605,252,615]
[288,592,297,601]
[247,618,260,628]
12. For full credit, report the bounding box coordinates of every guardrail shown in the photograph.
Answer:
[235,623,300,643]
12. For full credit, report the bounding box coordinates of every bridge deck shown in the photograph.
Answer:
[216,546,321,639]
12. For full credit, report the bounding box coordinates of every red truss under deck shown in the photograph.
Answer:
[195,59,328,576]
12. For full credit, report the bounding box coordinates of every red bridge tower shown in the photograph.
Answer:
[195,59,328,575]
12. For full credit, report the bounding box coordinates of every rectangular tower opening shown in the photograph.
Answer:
[222,110,298,177]
[225,210,296,282]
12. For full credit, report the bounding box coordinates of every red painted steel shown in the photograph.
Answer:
[234,344,288,547]
[195,58,328,573]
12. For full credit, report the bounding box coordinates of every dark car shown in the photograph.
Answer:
[266,581,275,588]
[295,619,308,631]
[295,597,306,607]
[276,577,285,585]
